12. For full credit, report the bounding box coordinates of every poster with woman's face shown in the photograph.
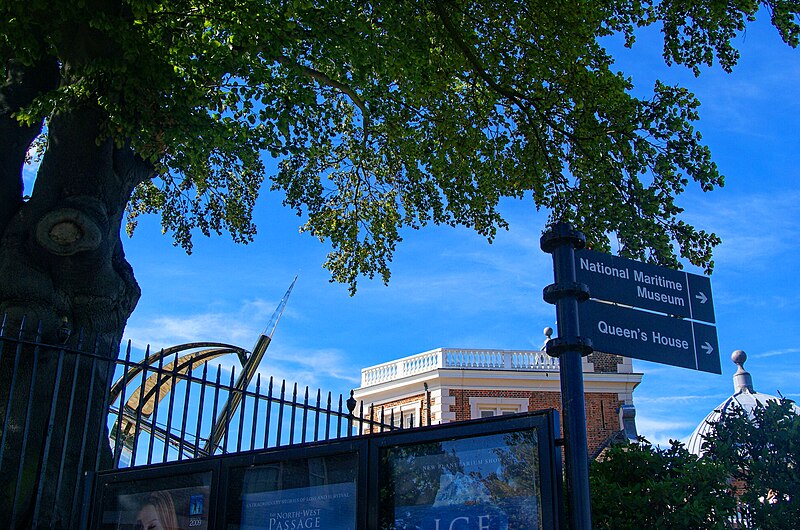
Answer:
[97,471,212,530]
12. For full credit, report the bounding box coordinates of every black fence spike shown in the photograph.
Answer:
[222,366,236,454]
[161,350,181,462]
[276,380,286,447]
[325,392,332,440]
[301,386,309,444]
[178,359,194,459]
[289,382,298,445]
[313,388,321,442]
[131,354,148,465]
[251,374,261,451]
[193,361,209,458]
[264,376,274,448]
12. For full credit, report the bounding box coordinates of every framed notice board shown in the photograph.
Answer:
[370,411,561,530]
[91,460,218,530]
[219,439,368,530]
[88,411,560,529]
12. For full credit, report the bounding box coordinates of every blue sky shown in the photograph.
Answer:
[29,16,798,448]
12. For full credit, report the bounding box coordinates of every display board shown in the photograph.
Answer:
[90,411,560,530]
[224,452,359,530]
[379,430,543,530]
[372,412,560,530]
[95,469,213,529]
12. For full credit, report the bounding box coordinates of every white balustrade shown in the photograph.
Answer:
[360,348,559,386]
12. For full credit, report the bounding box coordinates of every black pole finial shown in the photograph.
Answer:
[540,222,586,253]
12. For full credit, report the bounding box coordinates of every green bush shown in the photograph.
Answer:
[590,398,799,529]
[590,438,736,529]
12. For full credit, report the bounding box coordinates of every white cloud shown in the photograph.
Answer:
[635,415,697,448]
[123,298,277,350]
[683,191,800,269]
[265,345,362,386]
[635,393,727,405]
[752,347,800,359]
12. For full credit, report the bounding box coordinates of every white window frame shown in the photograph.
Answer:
[469,397,529,420]
[469,396,529,419]
[386,402,422,428]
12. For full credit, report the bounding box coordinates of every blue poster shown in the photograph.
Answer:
[241,482,357,530]
[381,431,541,530]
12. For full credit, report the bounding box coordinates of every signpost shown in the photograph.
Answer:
[575,249,715,323]
[573,248,720,374]
[541,223,722,530]
[540,224,593,530]
[579,300,721,374]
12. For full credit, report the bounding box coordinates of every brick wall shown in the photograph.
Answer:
[365,393,431,426]
[448,389,624,454]
[586,352,623,373]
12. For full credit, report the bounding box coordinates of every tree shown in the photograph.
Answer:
[591,400,800,530]
[702,398,800,529]
[590,438,737,530]
[1,0,798,527]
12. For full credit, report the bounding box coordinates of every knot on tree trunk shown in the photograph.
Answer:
[35,206,102,256]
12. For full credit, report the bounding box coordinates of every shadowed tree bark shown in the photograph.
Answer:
[0,31,151,527]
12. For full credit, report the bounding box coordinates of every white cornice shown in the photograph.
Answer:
[353,367,642,407]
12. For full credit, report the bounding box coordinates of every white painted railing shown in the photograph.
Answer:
[360,348,560,387]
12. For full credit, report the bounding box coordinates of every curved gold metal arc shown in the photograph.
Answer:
[110,346,245,459]
[124,348,233,417]
[109,342,248,403]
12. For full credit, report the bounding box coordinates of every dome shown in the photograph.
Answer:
[687,350,799,455]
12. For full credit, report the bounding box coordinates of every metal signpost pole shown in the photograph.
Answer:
[540,222,593,530]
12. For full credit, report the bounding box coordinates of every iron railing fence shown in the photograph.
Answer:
[0,315,399,528]
[0,316,118,529]
[108,341,400,468]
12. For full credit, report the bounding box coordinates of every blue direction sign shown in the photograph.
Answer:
[579,300,721,374]
[574,249,715,323]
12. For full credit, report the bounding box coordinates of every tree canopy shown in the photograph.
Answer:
[702,398,800,529]
[591,398,800,530]
[5,1,799,295]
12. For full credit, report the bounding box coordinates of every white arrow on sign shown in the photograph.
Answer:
[701,342,714,355]
[695,292,708,304]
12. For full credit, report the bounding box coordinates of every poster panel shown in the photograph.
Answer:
[225,452,359,530]
[379,430,541,530]
[96,470,212,529]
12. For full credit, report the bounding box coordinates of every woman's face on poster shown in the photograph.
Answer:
[137,504,164,530]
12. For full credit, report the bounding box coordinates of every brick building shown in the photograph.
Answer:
[353,341,642,456]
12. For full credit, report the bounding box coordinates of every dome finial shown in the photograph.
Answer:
[732,350,754,393]
[540,327,554,352]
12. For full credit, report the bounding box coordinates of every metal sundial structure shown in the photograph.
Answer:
[109,277,297,463]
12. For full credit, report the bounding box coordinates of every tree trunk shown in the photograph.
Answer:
[0,60,151,527]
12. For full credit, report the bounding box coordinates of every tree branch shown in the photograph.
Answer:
[0,57,59,234]
[275,55,370,141]
[431,1,587,148]
[431,2,528,104]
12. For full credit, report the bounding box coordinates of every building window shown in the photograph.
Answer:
[469,397,529,420]
[380,402,422,429]
[479,407,519,418]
